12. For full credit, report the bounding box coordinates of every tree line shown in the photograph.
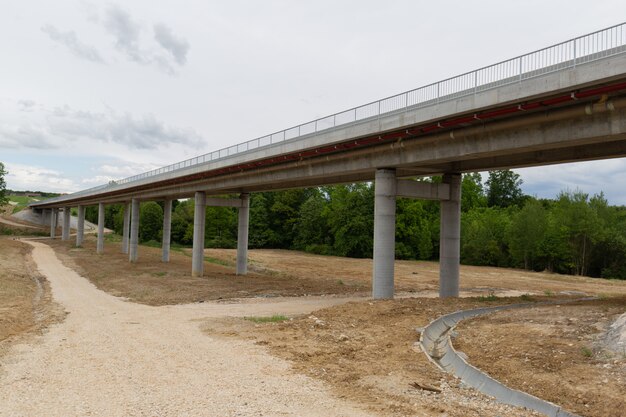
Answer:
[85,170,626,280]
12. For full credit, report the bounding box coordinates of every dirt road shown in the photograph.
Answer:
[0,241,372,416]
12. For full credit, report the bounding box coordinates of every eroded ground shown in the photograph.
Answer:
[0,238,64,360]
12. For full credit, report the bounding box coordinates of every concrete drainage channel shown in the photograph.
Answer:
[420,302,584,417]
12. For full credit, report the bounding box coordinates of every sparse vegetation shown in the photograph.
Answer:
[244,315,289,323]
[477,291,499,302]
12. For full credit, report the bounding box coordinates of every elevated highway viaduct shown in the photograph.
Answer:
[31,23,626,299]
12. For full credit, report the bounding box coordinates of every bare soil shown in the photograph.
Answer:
[456,298,626,417]
[46,236,368,305]
[0,238,64,360]
[203,296,549,417]
[16,237,626,416]
[209,248,626,297]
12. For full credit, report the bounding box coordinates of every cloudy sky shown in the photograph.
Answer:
[1,1,625,203]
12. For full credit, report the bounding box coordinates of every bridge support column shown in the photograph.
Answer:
[61,206,70,241]
[236,193,250,275]
[97,203,105,254]
[162,199,172,263]
[122,202,131,254]
[372,169,397,299]
[439,173,462,297]
[192,192,206,277]
[50,208,58,238]
[76,205,85,247]
[129,199,140,262]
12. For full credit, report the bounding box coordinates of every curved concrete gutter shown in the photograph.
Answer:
[420,303,581,417]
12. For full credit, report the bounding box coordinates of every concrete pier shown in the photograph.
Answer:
[439,173,462,297]
[236,193,250,275]
[97,203,105,254]
[76,205,85,246]
[372,169,397,299]
[122,202,130,254]
[129,199,140,262]
[62,207,70,241]
[50,208,58,238]
[162,199,172,263]
[192,192,206,277]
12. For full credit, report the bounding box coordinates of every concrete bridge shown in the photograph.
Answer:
[31,23,626,299]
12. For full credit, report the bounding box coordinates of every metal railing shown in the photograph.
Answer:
[40,22,626,205]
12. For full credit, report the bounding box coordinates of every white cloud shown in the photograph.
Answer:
[153,23,189,65]
[5,162,78,193]
[41,24,105,63]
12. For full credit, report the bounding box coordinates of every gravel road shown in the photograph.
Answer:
[0,241,373,416]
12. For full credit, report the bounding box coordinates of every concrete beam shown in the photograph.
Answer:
[122,202,130,254]
[192,192,206,277]
[372,169,397,299]
[162,199,172,263]
[439,174,462,297]
[61,206,70,241]
[97,203,105,254]
[236,193,250,275]
[76,205,85,247]
[396,180,450,200]
[129,199,139,262]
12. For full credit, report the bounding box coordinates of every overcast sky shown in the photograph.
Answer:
[1,1,625,203]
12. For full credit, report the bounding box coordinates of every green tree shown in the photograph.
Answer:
[485,170,525,208]
[552,191,601,276]
[0,162,8,206]
[461,207,512,267]
[205,205,237,248]
[395,199,433,260]
[171,199,194,245]
[139,201,163,242]
[506,199,547,270]
[324,184,374,258]
[294,190,331,253]
[461,172,487,212]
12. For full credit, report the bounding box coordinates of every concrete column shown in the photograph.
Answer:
[97,203,105,254]
[236,193,250,275]
[162,199,172,263]
[50,208,58,238]
[61,207,71,241]
[191,192,206,277]
[122,202,131,254]
[76,205,85,247]
[372,169,397,299]
[439,173,462,297]
[129,199,140,262]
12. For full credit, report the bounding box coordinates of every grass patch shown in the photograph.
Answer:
[204,256,231,267]
[519,293,534,302]
[544,290,553,296]
[153,271,167,277]
[580,346,593,358]
[476,291,499,302]
[244,315,289,323]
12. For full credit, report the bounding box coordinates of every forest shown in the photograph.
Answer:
[85,170,626,280]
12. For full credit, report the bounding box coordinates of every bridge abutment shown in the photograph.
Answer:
[129,199,140,262]
[439,173,461,297]
[192,192,206,277]
[236,193,250,275]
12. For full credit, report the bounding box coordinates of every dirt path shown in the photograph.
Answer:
[0,241,373,417]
